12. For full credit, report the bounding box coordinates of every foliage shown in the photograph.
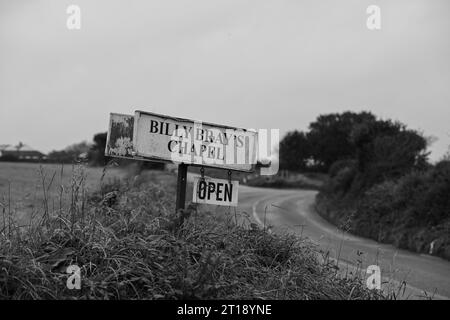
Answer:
[0,167,385,300]
[47,141,91,163]
[350,119,428,176]
[279,111,427,178]
[0,154,18,162]
[306,111,376,171]
[318,161,450,260]
[244,174,324,190]
[88,132,108,166]
[279,131,311,172]
[311,111,447,260]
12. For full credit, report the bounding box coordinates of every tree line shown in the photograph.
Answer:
[2,132,163,170]
[280,111,449,260]
[279,111,428,177]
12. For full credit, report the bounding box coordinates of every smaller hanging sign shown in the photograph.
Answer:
[192,176,239,207]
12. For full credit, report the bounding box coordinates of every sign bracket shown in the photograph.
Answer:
[200,167,205,181]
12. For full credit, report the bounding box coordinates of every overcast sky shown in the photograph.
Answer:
[1,0,449,160]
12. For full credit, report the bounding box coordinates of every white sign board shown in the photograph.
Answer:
[192,177,239,207]
[133,110,258,172]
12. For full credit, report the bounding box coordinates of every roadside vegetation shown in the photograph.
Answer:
[0,163,385,299]
[317,159,450,260]
[279,111,450,260]
[243,173,325,190]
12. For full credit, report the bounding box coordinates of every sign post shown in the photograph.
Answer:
[175,163,188,212]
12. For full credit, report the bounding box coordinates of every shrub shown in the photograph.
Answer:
[328,166,357,196]
[317,161,450,260]
[328,159,357,178]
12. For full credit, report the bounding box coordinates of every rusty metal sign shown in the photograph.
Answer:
[105,113,135,159]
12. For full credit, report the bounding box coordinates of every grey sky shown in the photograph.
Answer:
[1,0,449,160]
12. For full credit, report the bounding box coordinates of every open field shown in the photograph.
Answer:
[0,162,127,224]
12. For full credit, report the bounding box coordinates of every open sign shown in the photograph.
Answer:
[192,177,239,207]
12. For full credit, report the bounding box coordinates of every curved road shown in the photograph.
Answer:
[199,182,450,299]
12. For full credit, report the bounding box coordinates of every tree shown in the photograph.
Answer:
[89,132,108,166]
[307,111,376,171]
[350,119,428,174]
[278,111,429,195]
[66,141,91,155]
[47,141,91,163]
[279,130,311,172]
[443,145,450,161]
[347,118,428,193]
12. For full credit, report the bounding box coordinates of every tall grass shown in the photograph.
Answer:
[0,164,385,300]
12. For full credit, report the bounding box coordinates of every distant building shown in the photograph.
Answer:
[0,142,46,161]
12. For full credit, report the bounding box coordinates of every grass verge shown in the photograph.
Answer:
[243,174,324,190]
[0,165,384,299]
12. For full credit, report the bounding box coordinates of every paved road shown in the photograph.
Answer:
[199,182,450,300]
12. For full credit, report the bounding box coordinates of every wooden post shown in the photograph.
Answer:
[175,163,188,212]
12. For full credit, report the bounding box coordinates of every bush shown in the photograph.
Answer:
[317,161,450,260]
[0,154,19,162]
[244,175,324,190]
[328,166,357,196]
[328,159,357,178]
